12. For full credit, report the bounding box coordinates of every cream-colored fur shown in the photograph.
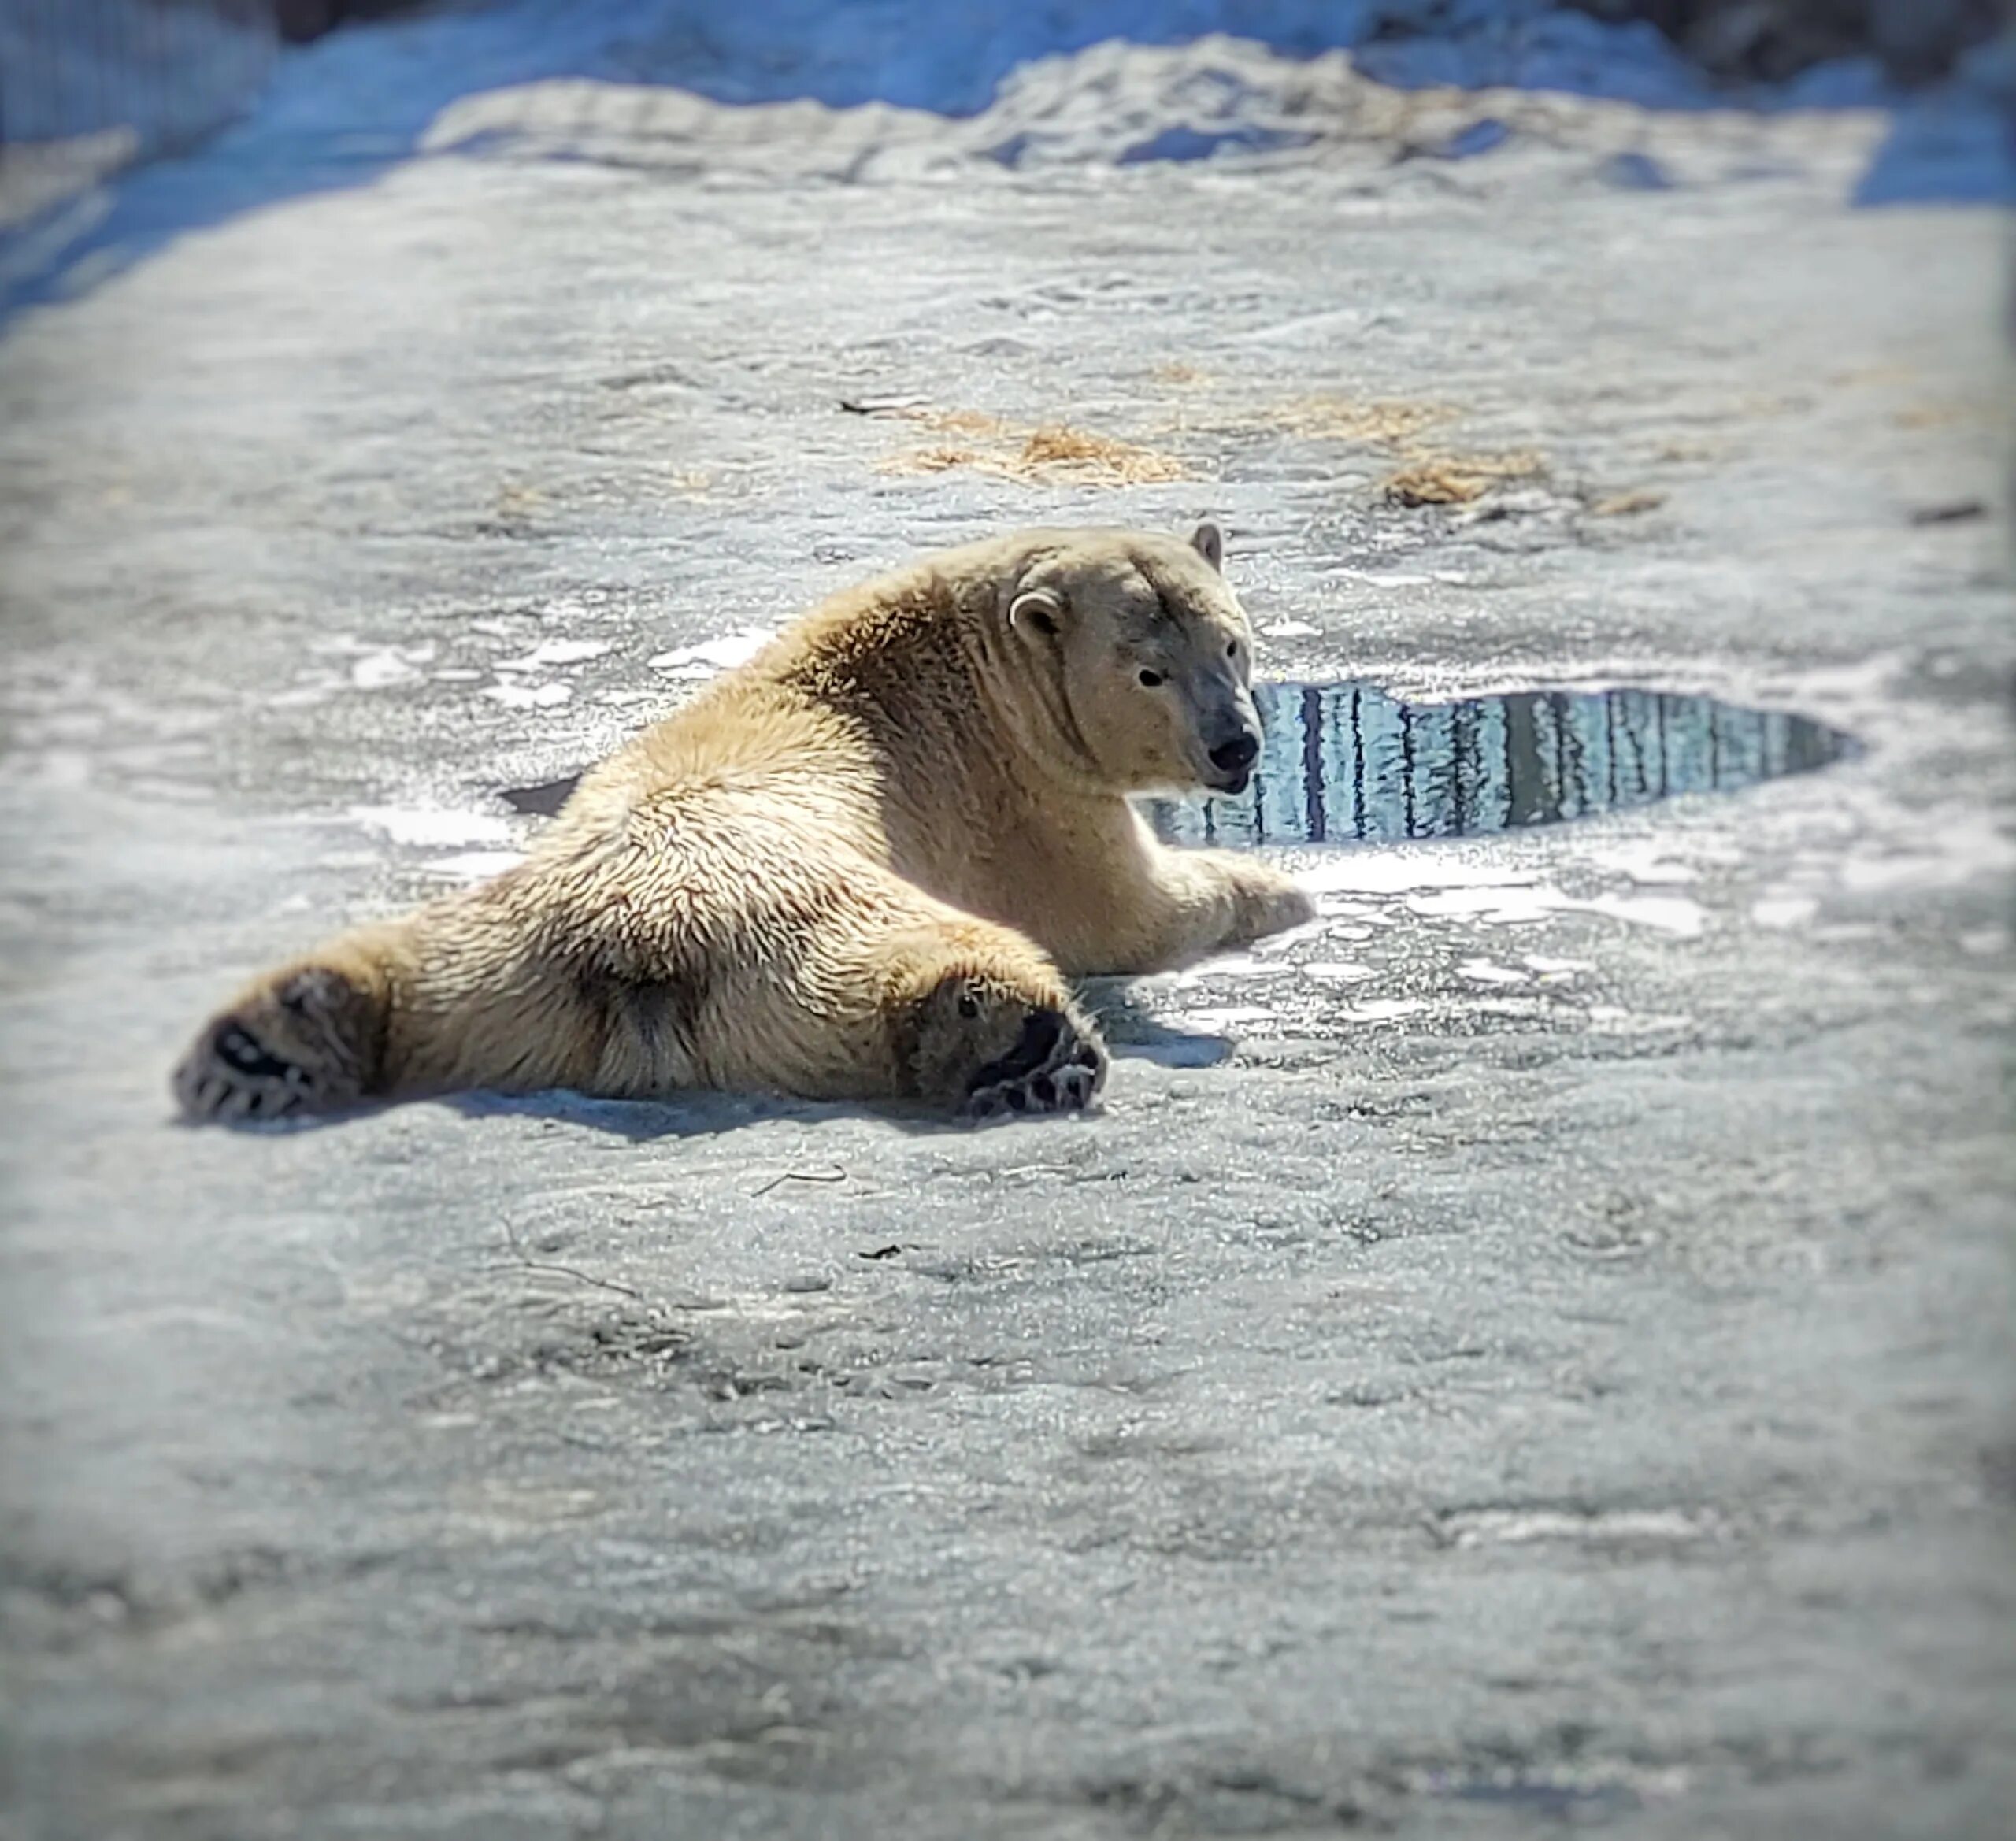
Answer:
[174,524,1314,1123]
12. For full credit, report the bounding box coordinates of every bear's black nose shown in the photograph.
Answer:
[1209,731,1260,776]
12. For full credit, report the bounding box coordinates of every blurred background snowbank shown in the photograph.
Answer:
[0,0,2008,317]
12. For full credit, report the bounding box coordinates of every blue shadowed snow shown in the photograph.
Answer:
[1117,121,1316,163]
[1595,148,1672,188]
[1431,117,1513,160]
[24,0,1406,319]
[1,0,2010,328]
[1857,102,2016,206]
[1855,36,2016,206]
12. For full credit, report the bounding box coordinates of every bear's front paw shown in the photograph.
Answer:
[1227,863,1317,946]
[172,965,376,1124]
[962,1003,1107,1121]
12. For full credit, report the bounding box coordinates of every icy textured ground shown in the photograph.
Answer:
[1,6,2013,1839]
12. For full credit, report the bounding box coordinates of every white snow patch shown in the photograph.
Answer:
[1296,853,1539,897]
[1178,954,1295,983]
[1326,569,1436,588]
[1258,619,1319,639]
[424,850,529,880]
[1406,883,1567,927]
[1311,899,1389,924]
[1577,892,1707,938]
[1403,881,1707,937]
[1343,998,1426,1024]
[1182,1005,1277,1032]
[350,806,513,847]
[485,681,573,709]
[495,638,613,672]
[1301,961,1377,985]
[1584,1004,1691,1035]
[1457,958,1529,985]
[1590,841,1698,885]
[1751,895,1819,929]
[647,628,776,675]
[1443,1508,1717,1547]
[351,648,423,690]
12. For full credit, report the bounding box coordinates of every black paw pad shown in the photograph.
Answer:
[968,1009,1064,1091]
[962,1009,1106,1123]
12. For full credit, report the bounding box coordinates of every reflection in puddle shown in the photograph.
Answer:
[499,683,1856,849]
[1147,683,1856,849]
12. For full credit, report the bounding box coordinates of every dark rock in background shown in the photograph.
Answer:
[1567,0,2007,83]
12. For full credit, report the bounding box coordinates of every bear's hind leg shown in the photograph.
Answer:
[173,879,621,1121]
[174,939,396,1122]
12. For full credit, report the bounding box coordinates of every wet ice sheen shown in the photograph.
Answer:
[1147,683,1856,849]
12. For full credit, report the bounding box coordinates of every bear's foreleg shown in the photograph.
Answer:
[1077,843,1316,976]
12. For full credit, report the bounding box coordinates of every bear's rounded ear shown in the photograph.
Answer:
[1189,520,1225,572]
[1008,587,1065,639]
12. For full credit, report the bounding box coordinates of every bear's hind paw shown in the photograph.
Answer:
[172,965,375,1125]
[963,1008,1106,1121]
[174,1018,318,1122]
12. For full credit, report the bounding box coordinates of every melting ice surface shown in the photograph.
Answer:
[1145,683,1857,849]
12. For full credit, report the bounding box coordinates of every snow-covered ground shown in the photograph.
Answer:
[2,4,2013,1837]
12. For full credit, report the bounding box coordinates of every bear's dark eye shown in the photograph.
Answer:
[1226,639,1239,659]
[957,991,980,1019]
[1138,669,1165,688]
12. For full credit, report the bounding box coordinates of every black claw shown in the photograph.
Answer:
[1003,1087,1028,1113]
[1032,1074,1057,1108]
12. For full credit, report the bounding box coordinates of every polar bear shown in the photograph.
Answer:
[173,523,1314,1124]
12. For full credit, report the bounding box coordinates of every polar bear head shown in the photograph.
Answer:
[999,523,1263,796]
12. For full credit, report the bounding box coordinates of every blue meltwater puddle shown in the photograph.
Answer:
[1144,683,1858,848]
